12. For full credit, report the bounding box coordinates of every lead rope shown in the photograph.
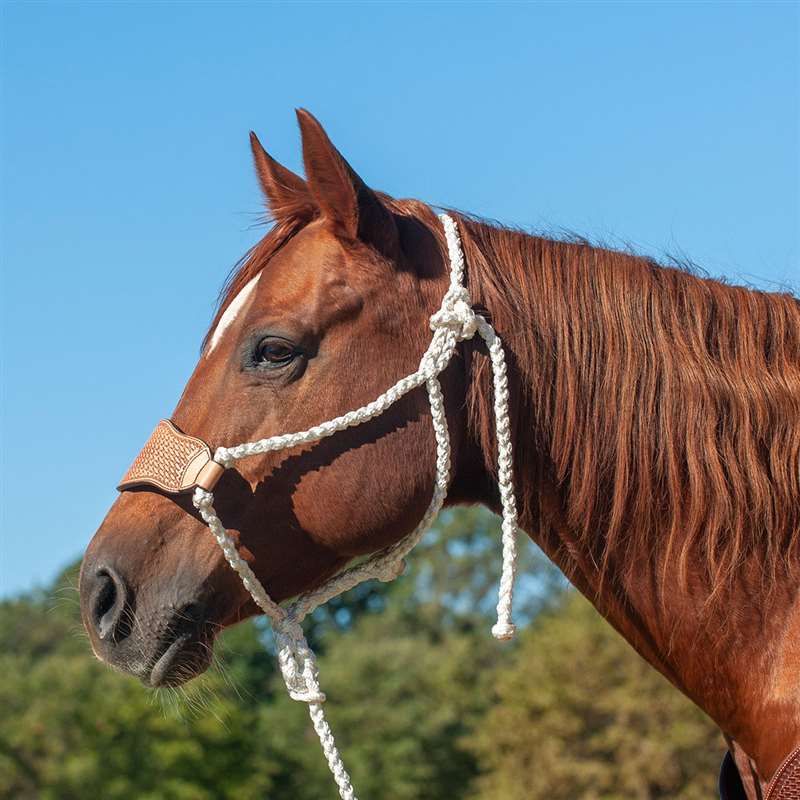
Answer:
[192,213,518,800]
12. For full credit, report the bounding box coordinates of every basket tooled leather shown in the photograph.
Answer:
[766,746,800,800]
[118,419,224,493]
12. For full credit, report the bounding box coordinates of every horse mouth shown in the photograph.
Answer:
[144,630,213,688]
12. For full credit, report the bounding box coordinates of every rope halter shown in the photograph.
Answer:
[118,214,520,800]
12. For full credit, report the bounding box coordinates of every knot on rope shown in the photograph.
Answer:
[275,624,327,704]
[491,621,517,641]
[430,286,479,341]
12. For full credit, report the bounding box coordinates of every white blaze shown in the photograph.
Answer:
[206,272,262,355]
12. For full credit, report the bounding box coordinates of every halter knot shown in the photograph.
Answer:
[275,626,327,704]
[430,286,479,341]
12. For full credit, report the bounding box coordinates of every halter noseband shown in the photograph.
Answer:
[118,214,520,800]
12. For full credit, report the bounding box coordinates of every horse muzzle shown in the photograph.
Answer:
[78,421,244,686]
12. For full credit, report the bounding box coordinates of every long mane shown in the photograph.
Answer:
[456,214,800,601]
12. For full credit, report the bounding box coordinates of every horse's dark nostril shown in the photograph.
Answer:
[179,601,206,630]
[91,567,129,641]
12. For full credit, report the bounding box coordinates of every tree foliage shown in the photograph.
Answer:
[1,509,722,799]
[467,593,723,800]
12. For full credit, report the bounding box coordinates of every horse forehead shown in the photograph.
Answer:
[207,230,347,354]
[206,272,262,355]
[272,224,348,285]
[253,229,360,310]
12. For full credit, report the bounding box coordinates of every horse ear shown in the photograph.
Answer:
[249,131,313,221]
[295,108,398,257]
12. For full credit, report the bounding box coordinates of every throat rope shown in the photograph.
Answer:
[192,213,519,800]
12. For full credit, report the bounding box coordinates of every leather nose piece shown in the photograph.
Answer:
[117,419,223,494]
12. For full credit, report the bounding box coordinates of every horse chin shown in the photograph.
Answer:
[140,599,253,688]
[143,628,215,688]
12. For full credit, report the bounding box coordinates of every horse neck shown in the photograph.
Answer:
[453,214,800,777]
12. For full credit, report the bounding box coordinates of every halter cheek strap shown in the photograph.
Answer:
[118,214,520,800]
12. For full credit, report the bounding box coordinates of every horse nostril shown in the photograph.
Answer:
[178,601,207,633]
[91,567,129,641]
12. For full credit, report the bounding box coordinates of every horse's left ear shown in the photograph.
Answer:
[250,131,314,222]
[295,108,398,258]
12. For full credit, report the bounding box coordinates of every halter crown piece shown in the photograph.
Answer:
[119,214,520,800]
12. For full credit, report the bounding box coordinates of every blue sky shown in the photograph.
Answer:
[1,2,797,598]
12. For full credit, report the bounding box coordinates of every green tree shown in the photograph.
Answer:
[467,592,723,800]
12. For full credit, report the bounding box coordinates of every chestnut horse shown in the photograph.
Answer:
[79,110,800,798]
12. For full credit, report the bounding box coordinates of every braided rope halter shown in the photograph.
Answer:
[119,214,519,800]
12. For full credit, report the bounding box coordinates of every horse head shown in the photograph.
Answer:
[79,111,482,687]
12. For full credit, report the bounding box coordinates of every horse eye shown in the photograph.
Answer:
[255,338,297,367]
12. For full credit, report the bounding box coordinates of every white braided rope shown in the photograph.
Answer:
[191,213,519,800]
